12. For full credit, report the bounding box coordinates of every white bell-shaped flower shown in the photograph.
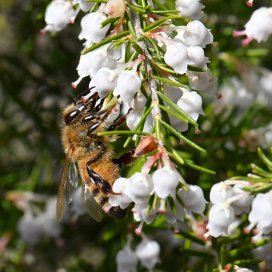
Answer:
[187,46,209,68]
[175,0,204,19]
[133,202,158,224]
[188,70,217,94]
[234,7,272,44]
[73,47,117,87]
[207,203,236,237]
[79,12,110,45]
[39,198,61,238]
[126,172,153,204]
[113,70,141,103]
[152,167,182,199]
[116,240,138,272]
[136,239,160,271]
[248,191,272,235]
[90,67,119,98]
[233,265,254,272]
[210,182,234,204]
[177,91,204,121]
[176,20,213,48]
[178,185,206,215]
[248,7,272,42]
[164,40,190,74]
[73,0,93,12]
[231,183,254,215]
[109,177,132,209]
[126,95,153,133]
[165,198,185,224]
[18,212,43,245]
[42,0,76,33]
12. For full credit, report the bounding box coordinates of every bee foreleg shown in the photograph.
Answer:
[107,108,132,131]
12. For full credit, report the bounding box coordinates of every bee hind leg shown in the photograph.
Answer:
[86,163,113,194]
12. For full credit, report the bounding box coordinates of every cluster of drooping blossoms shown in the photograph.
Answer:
[6,192,61,244]
[109,141,206,234]
[42,0,216,135]
[206,179,272,240]
[116,235,160,272]
[233,6,272,45]
[7,190,84,245]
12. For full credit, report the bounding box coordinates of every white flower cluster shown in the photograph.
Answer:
[157,19,215,97]
[233,6,272,45]
[116,235,160,272]
[214,67,272,115]
[18,197,61,245]
[42,0,216,134]
[110,152,206,233]
[207,180,272,239]
[15,190,84,245]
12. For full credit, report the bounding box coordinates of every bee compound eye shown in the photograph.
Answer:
[64,110,80,124]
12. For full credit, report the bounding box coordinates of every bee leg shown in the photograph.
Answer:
[107,108,132,131]
[94,97,106,111]
[113,150,135,166]
[86,163,113,194]
[74,87,97,104]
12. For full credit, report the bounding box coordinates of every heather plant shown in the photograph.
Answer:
[0,0,272,271]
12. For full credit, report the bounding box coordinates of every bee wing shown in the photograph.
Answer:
[81,182,103,222]
[68,161,79,188]
[57,150,78,221]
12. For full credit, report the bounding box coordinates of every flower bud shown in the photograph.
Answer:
[134,136,158,157]
[105,0,126,18]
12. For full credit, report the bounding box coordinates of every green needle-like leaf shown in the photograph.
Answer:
[160,120,206,154]
[158,92,198,126]
[83,31,130,54]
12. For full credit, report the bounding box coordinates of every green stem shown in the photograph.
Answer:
[97,131,152,136]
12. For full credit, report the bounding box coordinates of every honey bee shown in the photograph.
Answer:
[57,89,127,222]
